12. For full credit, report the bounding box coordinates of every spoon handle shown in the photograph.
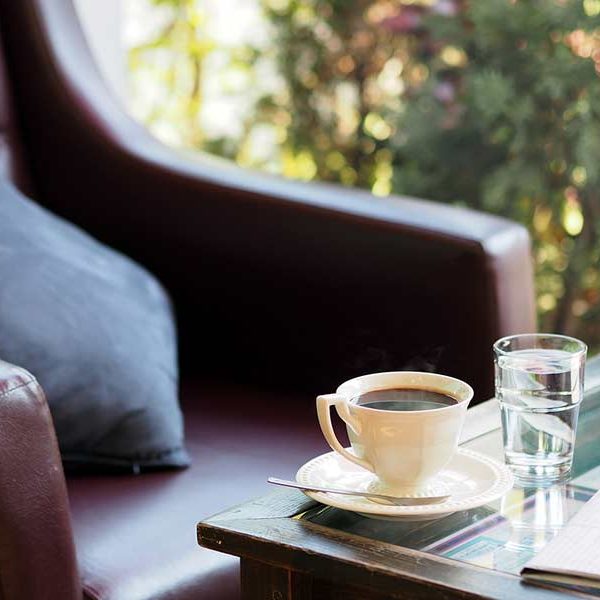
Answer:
[267,477,449,505]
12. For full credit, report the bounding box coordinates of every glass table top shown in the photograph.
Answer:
[300,359,600,576]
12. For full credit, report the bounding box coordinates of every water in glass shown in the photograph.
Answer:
[496,348,582,481]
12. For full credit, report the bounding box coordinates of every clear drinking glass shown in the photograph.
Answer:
[494,334,587,483]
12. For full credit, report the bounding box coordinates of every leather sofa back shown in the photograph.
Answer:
[0,42,31,194]
[0,0,535,400]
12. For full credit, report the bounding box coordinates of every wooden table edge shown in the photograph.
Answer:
[197,357,600,599]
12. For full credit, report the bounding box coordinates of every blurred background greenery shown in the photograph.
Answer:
[127,0,600,349]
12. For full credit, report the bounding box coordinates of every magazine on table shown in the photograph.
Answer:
[521,487,600,593]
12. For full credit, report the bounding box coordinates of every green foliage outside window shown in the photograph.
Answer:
[128,0,600,348]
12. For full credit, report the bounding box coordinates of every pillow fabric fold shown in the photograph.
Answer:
[0,181,189,471]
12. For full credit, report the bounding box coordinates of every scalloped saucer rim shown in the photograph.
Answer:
[295,447,513,521]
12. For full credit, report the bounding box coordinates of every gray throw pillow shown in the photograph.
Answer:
[0,181,189,471]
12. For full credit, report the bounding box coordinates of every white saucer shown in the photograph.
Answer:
[296,448,514,521]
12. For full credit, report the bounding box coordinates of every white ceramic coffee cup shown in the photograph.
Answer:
[316,371,473,495]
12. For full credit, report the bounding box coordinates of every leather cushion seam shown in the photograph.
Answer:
[0,376,36,400]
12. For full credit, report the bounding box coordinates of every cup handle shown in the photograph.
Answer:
[316,394,374,473]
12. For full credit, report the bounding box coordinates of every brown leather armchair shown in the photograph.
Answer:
[0,1,535,599]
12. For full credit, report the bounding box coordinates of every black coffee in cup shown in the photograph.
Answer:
[355,388,458,412]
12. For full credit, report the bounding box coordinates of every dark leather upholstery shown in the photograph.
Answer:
[68,381,326,600]
[0,361,80,600]
[0,1,537,599]
[0,43,31,194]
[0,0,535,401]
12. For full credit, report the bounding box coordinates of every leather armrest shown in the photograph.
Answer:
[1,0,536,399]
[0,360,80,600]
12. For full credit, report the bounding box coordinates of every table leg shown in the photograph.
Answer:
[241,558,313,600]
